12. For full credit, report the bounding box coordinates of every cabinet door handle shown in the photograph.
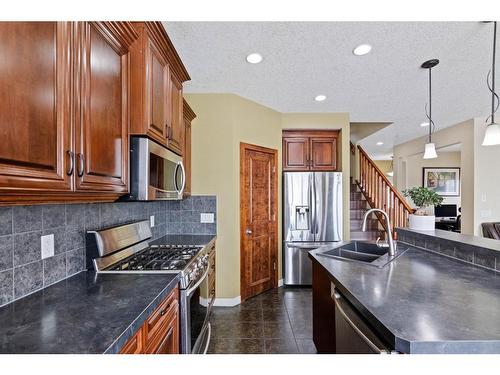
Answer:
[77,153,85,178]
[166,124,170,139]
[66,150,75,176]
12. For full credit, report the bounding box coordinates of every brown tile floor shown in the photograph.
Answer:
[208,286,316,354]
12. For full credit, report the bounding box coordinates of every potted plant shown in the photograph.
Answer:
[402,186,444,230]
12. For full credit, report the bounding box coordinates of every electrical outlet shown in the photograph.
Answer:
[200,213,214,224]
[150,215,155,227]
[41,234,54,259]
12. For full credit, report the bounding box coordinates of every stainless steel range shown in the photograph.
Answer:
[86,220,215,354]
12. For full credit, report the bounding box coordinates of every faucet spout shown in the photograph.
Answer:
[361,208,396,257]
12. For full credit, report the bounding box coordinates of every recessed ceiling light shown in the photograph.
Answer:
[353,44,372,56]
[314,95,327,102]
[376,141,384,146]
[420,122,430,127]
[246,53,263,64]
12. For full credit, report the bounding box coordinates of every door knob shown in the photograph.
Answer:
[245,229,252,235]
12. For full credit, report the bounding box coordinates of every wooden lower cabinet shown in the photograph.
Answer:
[120,285,179,354]
[312,261,336,353]
[120,329,144,354]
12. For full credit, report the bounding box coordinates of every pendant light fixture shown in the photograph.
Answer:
[482,21,500,146]
[421,59,439,159]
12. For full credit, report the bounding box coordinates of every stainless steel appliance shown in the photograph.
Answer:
[283,172,342,285]
[86,220,214,354]
[332,285,391,354]
[129,136,186,200]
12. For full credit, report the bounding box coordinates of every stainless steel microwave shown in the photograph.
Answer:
[129,136,185,200]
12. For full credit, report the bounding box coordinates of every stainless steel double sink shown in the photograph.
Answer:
[319,241,407,268]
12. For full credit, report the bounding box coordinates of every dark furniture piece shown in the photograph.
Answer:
[482,222,500,240]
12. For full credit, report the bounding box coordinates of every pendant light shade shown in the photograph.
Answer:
[421,59,440,159]
[482,122,500,145]
[423,142,438,159]
[483,21,500,146]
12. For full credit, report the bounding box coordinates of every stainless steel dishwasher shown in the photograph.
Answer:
[331,284,391,354]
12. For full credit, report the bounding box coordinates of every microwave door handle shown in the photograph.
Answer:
[178,161,186,195]
[173,163,181,193]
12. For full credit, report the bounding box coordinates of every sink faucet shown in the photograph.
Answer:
[361,208,396,257]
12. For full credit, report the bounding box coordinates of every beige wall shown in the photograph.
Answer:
[186,94,349,300]
[394,119,474,234]
[281,113,351,240]
[186,94,282,299]
[473,117,500,235]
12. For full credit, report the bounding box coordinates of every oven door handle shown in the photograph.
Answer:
[202,323,211,354]
[186,267,210,297]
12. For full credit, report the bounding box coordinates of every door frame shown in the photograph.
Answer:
[239,142,279,301]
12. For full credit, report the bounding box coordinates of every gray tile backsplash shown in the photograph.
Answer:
[0,195,216,307]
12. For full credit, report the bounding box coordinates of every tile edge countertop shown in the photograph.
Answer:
[0,271,180,354]
[309,238,500,354]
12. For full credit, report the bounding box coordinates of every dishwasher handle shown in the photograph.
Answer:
[332,286,390,354]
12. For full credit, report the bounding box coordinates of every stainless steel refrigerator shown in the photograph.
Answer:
[283,172,342,285]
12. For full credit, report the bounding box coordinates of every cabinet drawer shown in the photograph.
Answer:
[144,300,179,354]
[120,329,143,354]
[144,286,178,345]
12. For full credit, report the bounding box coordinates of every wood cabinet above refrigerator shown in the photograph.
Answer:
[129,22,190,156]
[282,130,339,172]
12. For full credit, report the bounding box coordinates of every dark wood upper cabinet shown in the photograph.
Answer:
[168,74,184,155]
[74,22,136,193]
[148,41,170,142]
[283,130,339,172]
[283,137,309,171]
[310,137,337,171]
[0,22,73,195]
[183,99,196,197]
[0,21,190,205]
[130,22,190,156]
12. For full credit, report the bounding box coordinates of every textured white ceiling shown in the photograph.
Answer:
[164,22,496,159]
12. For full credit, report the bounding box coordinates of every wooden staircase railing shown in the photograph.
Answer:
[356,145,413,238]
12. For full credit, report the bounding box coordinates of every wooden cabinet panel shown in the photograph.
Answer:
[144,301,179,354]
[183,99,196,197]
[119,285,179,355]
[147,41,169,142]
[283,137,309,171]
[168,74,184,155]
[312,260,336,353]
[129,22,190,153]
[310,137,337,171]
[143,286,178,344]
[120,329,143,354]
[283,130,338,172]
[74,22,132,193]
[0,22,72,193]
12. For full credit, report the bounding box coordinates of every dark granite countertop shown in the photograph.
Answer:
[309,242,500,354]
[0,271,180,354]
[151,234,216,247]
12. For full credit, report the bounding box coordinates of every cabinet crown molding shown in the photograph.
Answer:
[183,99,196,121]
[138,22,191,83]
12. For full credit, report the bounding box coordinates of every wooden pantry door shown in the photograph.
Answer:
[240,142,278,301]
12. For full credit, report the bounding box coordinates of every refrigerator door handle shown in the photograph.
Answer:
[309,173,316,238]
[310,173,317,237]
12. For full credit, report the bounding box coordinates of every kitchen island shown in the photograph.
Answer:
[309,228,500,354]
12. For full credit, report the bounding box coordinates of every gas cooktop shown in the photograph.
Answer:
[105,245,204,271]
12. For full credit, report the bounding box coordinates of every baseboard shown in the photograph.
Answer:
[278,278,284,287]
[200,296,241,307]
